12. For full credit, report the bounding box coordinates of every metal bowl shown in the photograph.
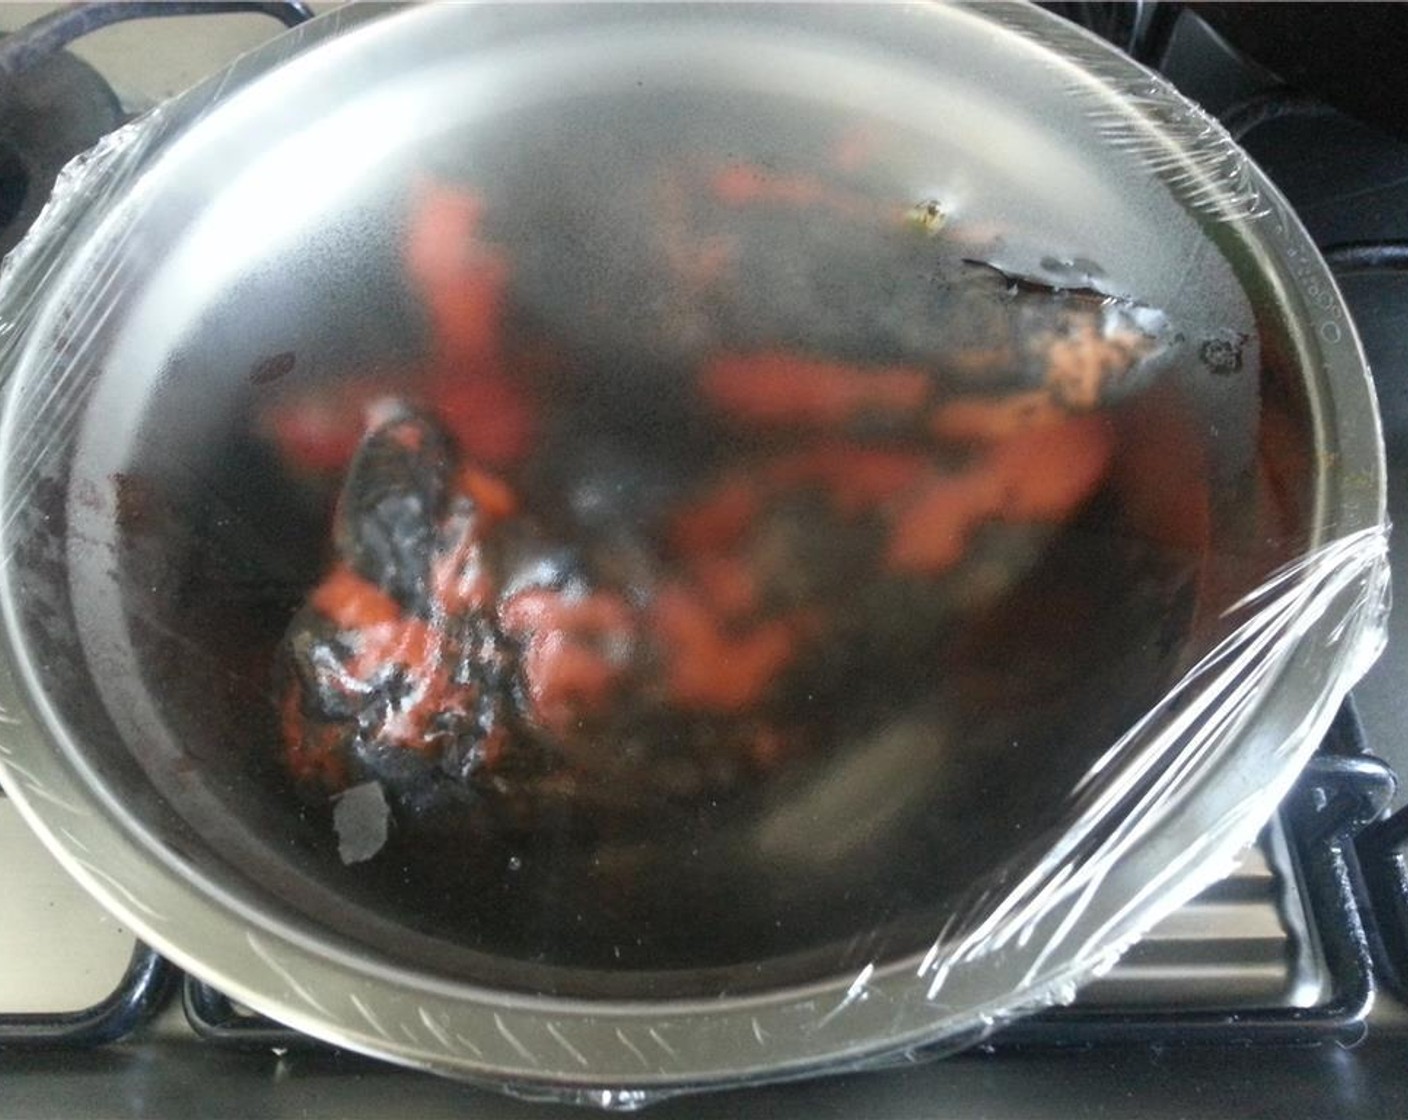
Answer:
[0,2,1385,1100]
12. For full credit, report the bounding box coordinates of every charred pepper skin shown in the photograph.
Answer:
[281,405,519,807]
[334,404,452,614]
[280,400,770,817]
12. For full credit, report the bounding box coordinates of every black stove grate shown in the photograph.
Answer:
[0,942,176,1050]
[995,711,1394,1049]
[183,977,327,1051]
[1358,804,1408,1002]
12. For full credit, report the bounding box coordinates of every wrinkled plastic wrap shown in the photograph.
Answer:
[0,2,1390,1108]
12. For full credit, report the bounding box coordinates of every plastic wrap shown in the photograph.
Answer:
[0,2,1389,1108]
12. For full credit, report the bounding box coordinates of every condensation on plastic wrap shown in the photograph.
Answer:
[0,1,1391,1109]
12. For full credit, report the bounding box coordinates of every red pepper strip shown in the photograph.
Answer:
[711,164,834,208]
[687,554,760,622]
[650,586,807,713]
[404,182,505,364]
[456,466,518,523]
[354,626,464,751]
[887,413,1114,575]
[261,370,418,477]
[281,679,349,790]
[311,565,403,629]
[668,476,763,556]
[264,180,540,477]
[498,589,636,739]
[700,351,930,429]
[656,171,739,289]
[429,517,495,616]
[404,179,537,468]
[429,374,537,471]
[761,445,932,515]
[994,415,1115,521]
[307,564,471,752]
[929,390,1068,443]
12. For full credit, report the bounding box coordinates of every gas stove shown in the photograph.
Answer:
[1,4,1408,1117]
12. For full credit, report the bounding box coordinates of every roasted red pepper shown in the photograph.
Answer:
[272,156,1167,843]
